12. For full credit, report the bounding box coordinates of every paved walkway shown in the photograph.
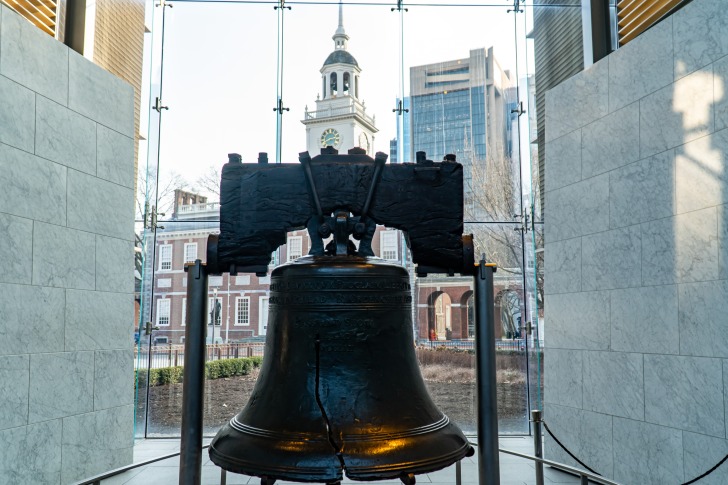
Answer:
[100,437,582,485]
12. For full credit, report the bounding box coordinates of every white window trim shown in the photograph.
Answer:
[158,244,173,271]
[235,296,250,326]
[156,299,171,326]
[184,243,198,263]
[259,296,269,336]
[380,231,398,261]
[287,236,303,261]
[181,298,187,326]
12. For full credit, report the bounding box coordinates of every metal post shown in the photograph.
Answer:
[580,475,589,485]
[179,260,208,485]
[455,460,462,485]
[474,257,500,485]
[531,410,544,485]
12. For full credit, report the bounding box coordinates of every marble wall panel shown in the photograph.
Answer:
[545,130,581,192]
[0,354,29,430]
[609,18,674,112]
[0,283,64,355]
[611,285,679,354]
[644,354,724,437]
[0,419,62,485]
[61,405,134,483]
[543,404,613,477]
[545,291,610,350]
[0,143,66,224]
[35,95,96,174]
[609,150,675,228]
[65,289,133,351]
[714,55,728,131]
[641,208,718,285]
[679,280,728,358]
[28,352,94,423]
[673,0,728,79]
[675,129,728,214]
[0,5,68,105]
[97,125,134,188]
[581,225,641,291]
[640,67,715,158]
[0,212,32,284]
[94,350,133,410]
[32,221,95,289]
[683,431,728,485]
[721,203,728,279]
[544,349,582,408]
[545,58,609,142]
[0,74,34,152]
[544,174,609,243]
[68,50,134,137]
[96,235,134,293]
[544,238,581,294]
[583,351,644,420]
[581,102,640,179]
[612,417,683,485]
[67,169,134,241]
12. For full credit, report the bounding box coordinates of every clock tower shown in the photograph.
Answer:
[302,2,378,155]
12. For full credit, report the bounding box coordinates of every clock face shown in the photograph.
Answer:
[358,132,369,152]
[321,128,341,148]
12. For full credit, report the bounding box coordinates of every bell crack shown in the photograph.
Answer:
[314,335,346,471]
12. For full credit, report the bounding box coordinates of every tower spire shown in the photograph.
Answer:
[333,0,349,50]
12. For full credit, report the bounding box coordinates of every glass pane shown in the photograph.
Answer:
[404,5,521,224]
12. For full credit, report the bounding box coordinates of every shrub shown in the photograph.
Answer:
[134,356,263,388]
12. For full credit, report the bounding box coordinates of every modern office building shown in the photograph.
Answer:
[409,48,515,164]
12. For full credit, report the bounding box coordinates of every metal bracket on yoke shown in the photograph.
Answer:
[299,151,387,257]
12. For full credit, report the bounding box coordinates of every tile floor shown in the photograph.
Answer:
[96,437,584,485]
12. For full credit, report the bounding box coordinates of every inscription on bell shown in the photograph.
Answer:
[270,277,410,292]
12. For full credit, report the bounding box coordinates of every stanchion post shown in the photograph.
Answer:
[474,256,500,485]
[531,410,544,485]
[179,260,208,485]
[455,459,462,485]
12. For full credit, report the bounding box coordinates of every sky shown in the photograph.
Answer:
[138,0,549,201]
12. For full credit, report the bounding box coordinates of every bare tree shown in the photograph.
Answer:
[135,165,190,222]
[464,141,544,312]
[194,165,222,200]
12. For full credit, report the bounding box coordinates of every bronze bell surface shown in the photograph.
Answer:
[209,255,474,483]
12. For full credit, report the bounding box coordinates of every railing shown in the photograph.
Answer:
[177,202,220,214]
[417,338,527,351]
[134,342,265,368]
[304,103,375,125]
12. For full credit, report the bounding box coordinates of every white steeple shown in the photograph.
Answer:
[332,1,349,50]
[302,1,377,156]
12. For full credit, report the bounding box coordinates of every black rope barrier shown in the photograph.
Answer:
[543,419,728,484]
[542,420,601,476]
[682,453,728,485]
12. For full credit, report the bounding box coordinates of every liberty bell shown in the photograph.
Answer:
[207,149,475,484]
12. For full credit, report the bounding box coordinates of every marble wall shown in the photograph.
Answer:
[0,6,135,484]
[544,0,728,483]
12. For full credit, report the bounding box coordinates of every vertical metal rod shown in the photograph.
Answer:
[455,459,462,485]
[179,260,208,485]
[474,258,500,485]
[532,410,544,485]
[220,469,227,485]
[580,475,588,485]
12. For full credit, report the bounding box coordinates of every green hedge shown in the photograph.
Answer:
[135,356,263,388]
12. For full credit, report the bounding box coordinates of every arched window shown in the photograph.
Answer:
[343,72,350,93]
[322,76,326,98]
[355,75,359,98]
[330,73,338,95]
